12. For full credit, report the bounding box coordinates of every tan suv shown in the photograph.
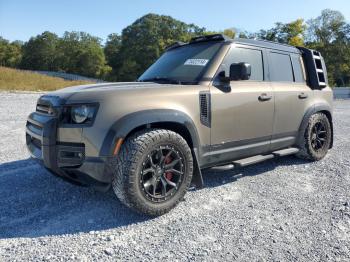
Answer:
[26,34,333,216]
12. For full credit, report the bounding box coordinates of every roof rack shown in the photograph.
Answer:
[252,38,295,48]
[165,41,186,51]
[165,34,230,52]
[190,34,231,44]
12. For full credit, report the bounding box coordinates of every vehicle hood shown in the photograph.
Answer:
[49,82,165,100]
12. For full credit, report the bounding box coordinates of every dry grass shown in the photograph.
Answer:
[0,67,93,91]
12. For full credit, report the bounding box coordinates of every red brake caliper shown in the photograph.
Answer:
[164,155,173,181]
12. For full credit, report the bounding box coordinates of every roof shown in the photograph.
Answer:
[166,34,302,54]
[230,38,300,54]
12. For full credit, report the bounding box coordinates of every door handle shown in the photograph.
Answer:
[298,93,308,99]
[258,93,272,102]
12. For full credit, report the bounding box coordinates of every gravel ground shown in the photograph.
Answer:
[0,92,349,261]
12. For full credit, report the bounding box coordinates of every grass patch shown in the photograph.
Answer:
[0,67,93,91]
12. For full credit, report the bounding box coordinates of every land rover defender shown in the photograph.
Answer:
[26,34,333,216]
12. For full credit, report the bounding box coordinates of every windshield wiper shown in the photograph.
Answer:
[139,77,182,85]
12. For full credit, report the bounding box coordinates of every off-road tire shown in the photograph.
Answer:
[111,129,193,216]
[296,113,332,161]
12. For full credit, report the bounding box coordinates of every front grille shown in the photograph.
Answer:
[31,136,42,149]
[26,133,43,159]
[36,103,54,115]
[26,96,61,161]
[27,120,42,134]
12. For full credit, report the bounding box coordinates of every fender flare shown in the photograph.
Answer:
[100,109,204,188]
[297,103,333,148]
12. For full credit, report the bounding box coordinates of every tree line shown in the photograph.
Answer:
[0,9,349,86]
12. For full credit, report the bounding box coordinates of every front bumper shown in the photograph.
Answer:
[25,96,111,190]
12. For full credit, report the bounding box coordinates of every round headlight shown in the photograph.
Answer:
[71,105,89,124]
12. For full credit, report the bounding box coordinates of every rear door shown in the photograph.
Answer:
[268,51,314,151]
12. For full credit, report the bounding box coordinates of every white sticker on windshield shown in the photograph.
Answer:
[184,59,209,66]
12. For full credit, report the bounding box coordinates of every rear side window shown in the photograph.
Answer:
[291,55,305,83]
[221,47,264,81]
[269,52,294,82]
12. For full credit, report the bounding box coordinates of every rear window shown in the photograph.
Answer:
[291,55,305,83]
[269,52,294,82]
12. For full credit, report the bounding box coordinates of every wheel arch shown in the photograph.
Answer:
[298,103,333,149]
[101,109,204,188]
[319,109,333,149]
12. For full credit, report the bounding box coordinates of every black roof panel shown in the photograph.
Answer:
[230,38,301,53]
[167,34,302,54]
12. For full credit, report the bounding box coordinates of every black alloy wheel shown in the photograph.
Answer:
[310,121,328,151]
[141,146,184,202]
[112,129,193,216]
[296,113,332,161]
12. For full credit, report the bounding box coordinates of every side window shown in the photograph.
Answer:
[269,52,294,82]
[291,55,306,83]
[221,47,264,81]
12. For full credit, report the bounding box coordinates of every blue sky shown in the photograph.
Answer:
[1,0,349,43]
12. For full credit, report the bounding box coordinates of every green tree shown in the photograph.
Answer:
[115,14,206,81]
[104,33,122,80]
[307,9,348,44]
[258,19,306,46]
[203,28,236,38]
[20,31,110,78]
[56,31,111,78]
[223,29,236,39]
[2,11,349,85]
[283,19,306,46]
[0,37,23,67]
[20,31,59,71]
[306,9,350,86]
[257,22,283,42]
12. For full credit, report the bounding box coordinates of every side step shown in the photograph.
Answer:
[231,147,299,168]
[233,154,274,167]
[272,147,299,157]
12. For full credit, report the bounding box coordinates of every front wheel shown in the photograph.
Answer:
[296,113,332,161]
[111,129,193,216]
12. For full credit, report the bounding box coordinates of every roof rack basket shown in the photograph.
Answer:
[190,34,231,44]
[297,47,328,89]
[165,41,186,51]
[165,34,231,52]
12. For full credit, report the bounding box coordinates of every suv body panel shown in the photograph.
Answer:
[209,81,274,165]
[25,36,333,188]
[52,83,210,158]
[270,82,314,151]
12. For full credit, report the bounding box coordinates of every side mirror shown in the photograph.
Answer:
[217,71,230,83]
[230,62,251,81]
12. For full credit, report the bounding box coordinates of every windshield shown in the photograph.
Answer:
[138,42,222,84]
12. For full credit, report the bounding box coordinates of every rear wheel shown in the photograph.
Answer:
[297,113,332,161]
[111,129,193,216]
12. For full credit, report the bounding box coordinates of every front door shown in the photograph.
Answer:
[209,45,274,165]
